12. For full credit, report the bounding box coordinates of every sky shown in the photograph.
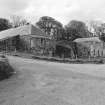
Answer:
[0,0,105,25]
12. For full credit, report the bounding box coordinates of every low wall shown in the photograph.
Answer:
[32,56,104,64]
[5,52,105,64]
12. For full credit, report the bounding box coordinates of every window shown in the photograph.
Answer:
[41,38,43,45]
[98,50,100,56]
[93,49,95,55]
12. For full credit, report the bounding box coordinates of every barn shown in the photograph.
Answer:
[0,24,55,56]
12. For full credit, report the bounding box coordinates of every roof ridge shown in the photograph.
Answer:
[73,37,101,43]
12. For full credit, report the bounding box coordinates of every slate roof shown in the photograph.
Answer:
[73,37,101,43]
[0,24,49,40]
[56,40,73,49]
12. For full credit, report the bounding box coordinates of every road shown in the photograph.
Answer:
[0,56,105,105]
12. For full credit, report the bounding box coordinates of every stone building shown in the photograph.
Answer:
[0,24,55,56]
[74,37,105,58]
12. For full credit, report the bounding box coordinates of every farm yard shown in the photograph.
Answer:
[0,0,105,105]
[0,56,105,105]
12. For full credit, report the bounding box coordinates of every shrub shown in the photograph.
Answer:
[0,61,14,80]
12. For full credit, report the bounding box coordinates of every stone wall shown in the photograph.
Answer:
[20,36,55,56]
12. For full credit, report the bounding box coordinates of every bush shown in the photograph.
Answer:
[96,59,104,64]
[0,61,14,80]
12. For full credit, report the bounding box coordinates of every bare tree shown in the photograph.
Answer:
[87,20,104,37]
[10,15,28,28]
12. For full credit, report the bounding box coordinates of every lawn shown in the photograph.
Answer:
[0,56,105,105]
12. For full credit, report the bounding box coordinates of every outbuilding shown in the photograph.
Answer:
[74,37,105,58]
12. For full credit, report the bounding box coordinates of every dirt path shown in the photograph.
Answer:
[0,56,105,105]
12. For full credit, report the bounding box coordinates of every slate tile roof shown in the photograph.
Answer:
[74,37,101,43]
[0,24,49,40]
[56,40,73,49]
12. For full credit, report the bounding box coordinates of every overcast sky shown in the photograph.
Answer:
[0,0,105,25]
